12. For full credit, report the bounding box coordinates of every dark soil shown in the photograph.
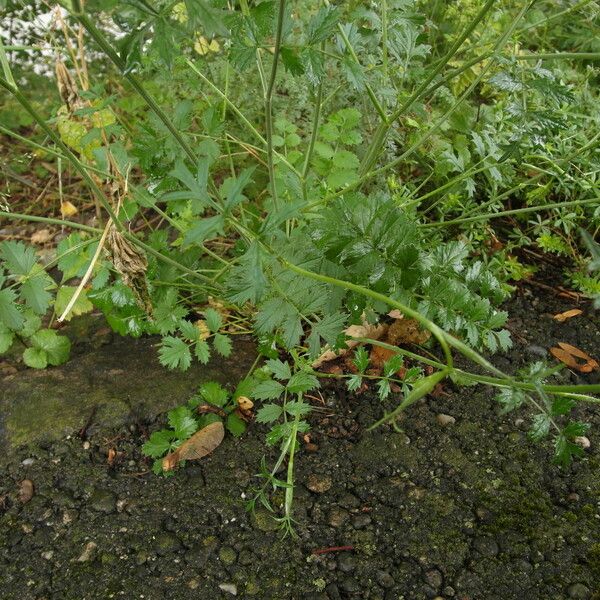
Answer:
[0,285,599,600]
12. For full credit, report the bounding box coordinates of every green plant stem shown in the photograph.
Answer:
[71,11,198,165]
[359,0,498,175]
[185,59,301,179]
[264,0,286,211]
[301,74,324,200]
[280,259,454,370]
[421,196,600,228]
[355,338,600,399]
[283,408,300,533]
[0,210,101,234]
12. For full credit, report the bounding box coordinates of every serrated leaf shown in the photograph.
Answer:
[199,381,229,407]
[256,403,283,423]
[158,336,192,371]
[226,412,246,437]
[287,371,319,393]
[168,406,198,439]
[266,359,291,381]
[142,430,176,458]
[529,413,551,442]
[0,288,24,330]
[29,329,70,366]
[307,6,339,45]
[213,333,232,357]
[285,400,311,417]
[23,347,47,369]
[194,339,211,363]
[253,379,285,400]
[0,323,14,354]
[0,240,36,275]
[204,307,222,333]
[179,319,201,342]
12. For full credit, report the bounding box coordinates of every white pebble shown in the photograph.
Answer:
[436,413,456,426]
[574,436,590,449]
[218,583,237,596]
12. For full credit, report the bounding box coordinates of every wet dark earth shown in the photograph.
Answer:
[0,285,599,600]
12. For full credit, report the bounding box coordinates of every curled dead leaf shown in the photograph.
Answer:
[237,396,253,411]
[162,421,224,472]
[312,321,387,368]
[18,479,34,504]
[107,225,152,314]
[387,317,431,346]
[552,309,583,323]
[550,343,598,373]
[557,342,594,361]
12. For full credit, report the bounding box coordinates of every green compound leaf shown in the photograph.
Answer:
[158,336,192,371]
[28,329,71,366]
[0,288,23,330]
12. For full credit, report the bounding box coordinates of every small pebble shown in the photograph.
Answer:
[218,583,237,596]
[21,458,34,467]
[574,436,590,449]
[307,474,332,494]
[436,413,456,426]
[41,551,54,561]
[75,541,97,562]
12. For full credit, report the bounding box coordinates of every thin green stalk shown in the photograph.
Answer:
[0,35,16,88]
[280,258,454,370]
[334,20,388,123]
[516,52,600,61]
[356,337,600,399]
[185,59,302,179]
[0,210,101,234]
[283,408,300,535]
[421,196,600,228]
[264,0,286,210]
[359,0,498,175]
[301,74,324,201]
[71,9,198,165]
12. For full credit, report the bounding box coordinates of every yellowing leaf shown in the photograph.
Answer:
[61,201,78,218]
[55,286,94,321]
[194,36,220,55]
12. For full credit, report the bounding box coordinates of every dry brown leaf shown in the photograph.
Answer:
[552,309,583,323]
[18,479,34,504]
[549,347,580,369]
[107,225,152,313]
[369,345,397,370]
[556,342,594,361]
[312,321,387,368]
[550,344,599,373]
[387,317,431,346]
[237,396,253,411]
[30,229,53,245]
[162,421,224,472]
[195,319,210,340]
[60,201,78,218]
